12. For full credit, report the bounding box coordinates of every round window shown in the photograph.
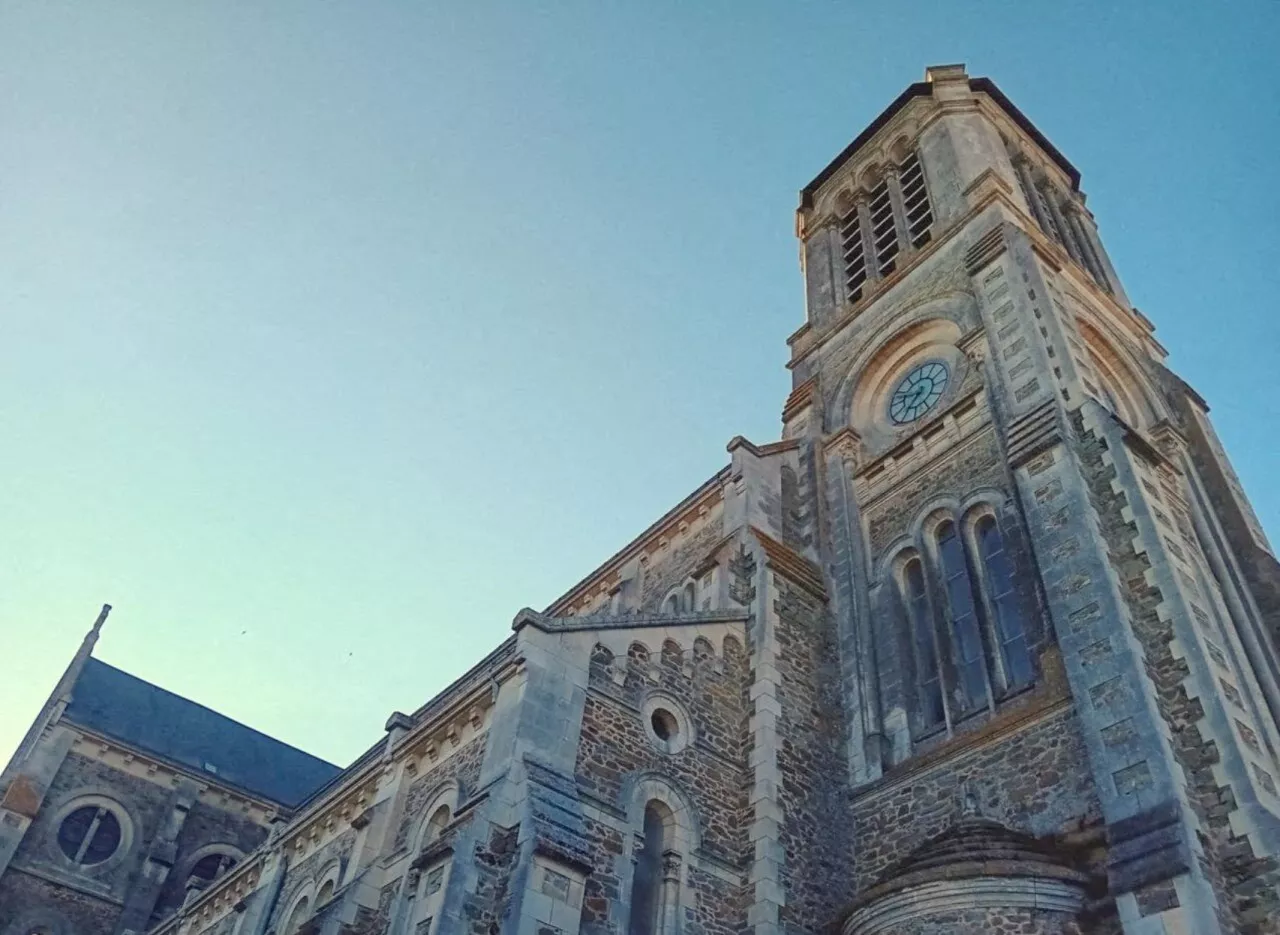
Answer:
[57,805,122,865]
[650,709,679,742]
[641,696,693,755]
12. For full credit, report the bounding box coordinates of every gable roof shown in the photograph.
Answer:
[65,658,340,808]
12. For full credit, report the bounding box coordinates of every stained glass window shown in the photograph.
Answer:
[904,559,944,726]
[977,517,1032,688]
[937,523,987,708]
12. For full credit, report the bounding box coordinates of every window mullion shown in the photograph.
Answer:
[74,808,105,864]
[882,166,912,262]
[855,194,879,286]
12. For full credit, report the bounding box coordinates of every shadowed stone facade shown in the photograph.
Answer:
[4,64,1280,935]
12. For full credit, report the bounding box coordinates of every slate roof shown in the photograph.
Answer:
[65,658,340,808]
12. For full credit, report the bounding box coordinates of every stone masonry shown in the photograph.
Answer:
[3,64,1279,935]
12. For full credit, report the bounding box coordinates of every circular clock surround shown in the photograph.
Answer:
[888,360,950,425]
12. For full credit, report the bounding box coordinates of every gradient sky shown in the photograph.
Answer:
[3,2,1278,769]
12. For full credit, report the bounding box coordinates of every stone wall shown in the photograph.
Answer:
[461,822,519,935]
[574,632,750,935]
[849,706,1101,891]
[394,733,488,854]
[886,905,1084,935]
[639,521,726,613]
[151,797,271,919]
[770,577,851,934]
[577,634,749,863]
[0,867,119,935]
[1076,416,1280,933]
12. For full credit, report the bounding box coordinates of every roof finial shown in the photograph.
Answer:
[92,603,112,635]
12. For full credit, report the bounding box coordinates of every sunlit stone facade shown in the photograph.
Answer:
[4,64,1280,935]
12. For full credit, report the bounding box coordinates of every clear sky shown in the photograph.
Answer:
[3,2,1278,769]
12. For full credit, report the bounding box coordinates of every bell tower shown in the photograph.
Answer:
[787,64,1280,933]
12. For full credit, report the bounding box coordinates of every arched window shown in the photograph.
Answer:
[317,878,336,905]
[936,522,988,709]
[681,582,696,613]
[285,896,310,934]
[976,517,1032,689]
[424,804,451,846]
[902,559,943,727]
[663,594,679,614]
[628,801,673,935]
[188,850,237,891]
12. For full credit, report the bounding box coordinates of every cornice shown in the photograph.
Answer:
[64,727,280,821]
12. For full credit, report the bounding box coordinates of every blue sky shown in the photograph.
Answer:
[3,2,1277,767]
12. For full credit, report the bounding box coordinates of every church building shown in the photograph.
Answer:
[4,64,1280,935]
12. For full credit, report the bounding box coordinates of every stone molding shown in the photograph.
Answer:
[63,729,278,823]
[842,876,1085,935]
[513,607,749,634]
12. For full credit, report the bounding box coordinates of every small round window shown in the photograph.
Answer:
[641,696,692,755]
[57,805,122,865]
[651,709,679,741]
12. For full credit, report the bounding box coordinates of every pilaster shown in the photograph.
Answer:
[115,779,200,933]
[967,217,1227,933]
[740,535,784,935]
[821,429,884,784]
[0,725,76,881]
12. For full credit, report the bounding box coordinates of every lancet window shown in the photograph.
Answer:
[628,800,682,935]
[894,506,1035,733]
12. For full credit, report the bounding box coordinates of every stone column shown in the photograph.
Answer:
[1063,203,1109,289]
[1010,154,1046,231]
[656,850,682,935]
[801,216,844,327]
[1074,208,1129,305]
[882,166,912,259]
[1040,186,1081,262]
[854,192,879,285]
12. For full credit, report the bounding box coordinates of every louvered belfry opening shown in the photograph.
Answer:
[868,180,899,276]
[839,208,868,303]
[899,151,933,248]
[838,151,934,306]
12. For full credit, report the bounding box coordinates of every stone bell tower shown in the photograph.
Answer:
[787,64,1280,933]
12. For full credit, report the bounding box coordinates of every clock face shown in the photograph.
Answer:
[889,361,950,424]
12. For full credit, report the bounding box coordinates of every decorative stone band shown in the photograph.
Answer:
[512,607,750,633]
[842,875,1087,935]
[1104,799,1192,896]
[1006,399,1063,468]
[964,224,1008,276]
